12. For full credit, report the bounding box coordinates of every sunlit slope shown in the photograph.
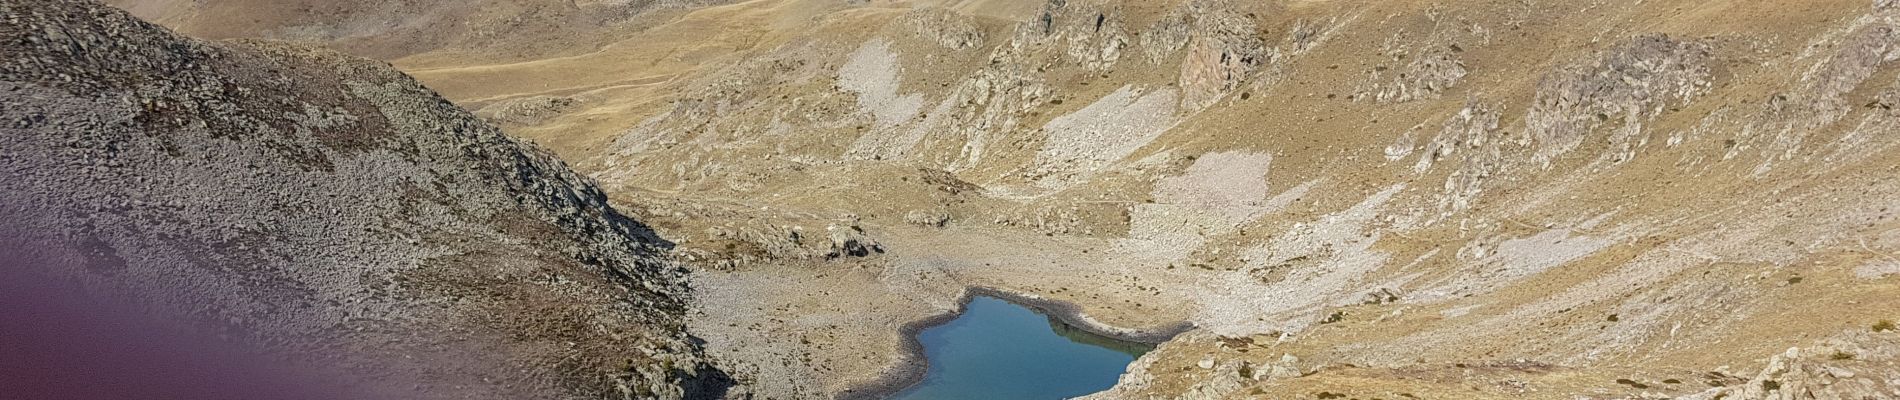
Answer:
[111,0,1900,398]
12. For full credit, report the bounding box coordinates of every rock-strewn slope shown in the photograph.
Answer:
[490,0,1900,398]
[0,0,723,398]
[97,0,1900,398]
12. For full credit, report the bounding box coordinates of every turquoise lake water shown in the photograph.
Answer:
[890,296,1153,400]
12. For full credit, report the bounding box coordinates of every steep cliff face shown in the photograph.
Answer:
[61,0,1900,398]
[0,0,722,398]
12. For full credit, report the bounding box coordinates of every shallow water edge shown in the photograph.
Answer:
[837,286,1196,400]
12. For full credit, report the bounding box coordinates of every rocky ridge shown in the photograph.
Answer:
[1,0,724,398]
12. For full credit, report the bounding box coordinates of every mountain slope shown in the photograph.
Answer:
[472,0,1900,398]
[105,0,734,62]
[0,0,724,398]
[74,0,1900,399]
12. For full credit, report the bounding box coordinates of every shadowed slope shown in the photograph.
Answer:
[0,0,726,398]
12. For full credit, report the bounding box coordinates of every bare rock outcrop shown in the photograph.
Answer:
[904,209,951,228]
[902,7,985,50]
[1161,1,1269,110]
[825,221,885,259]
[1526,35,1715,165]
[1683,331,1900,400]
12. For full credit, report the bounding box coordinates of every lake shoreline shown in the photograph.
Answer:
[837,286,1194,400]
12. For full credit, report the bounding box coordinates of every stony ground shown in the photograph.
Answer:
[1,1,725,398]
[92,0,1900,399]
